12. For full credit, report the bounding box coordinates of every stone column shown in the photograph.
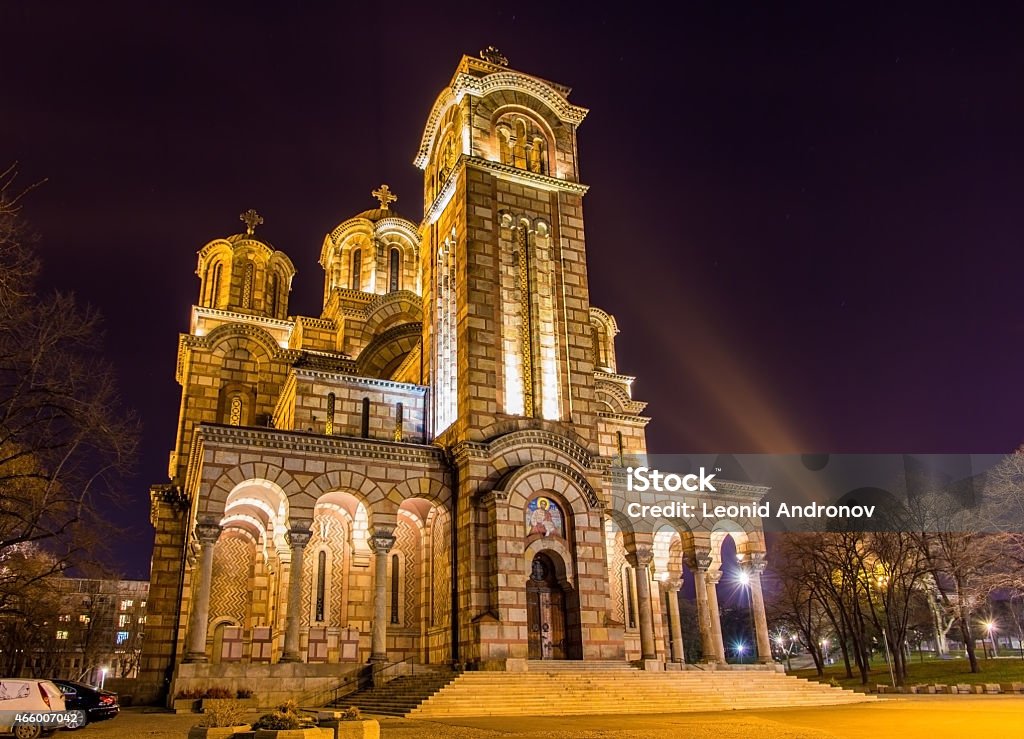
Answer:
[661,579,685,664]
[369,528,396,664]
[279,527,311,663]
[627,548,656,660]
[749,555,773,664]
[184,521,222,663]
[705,570,727,663]
[690,551,719,664]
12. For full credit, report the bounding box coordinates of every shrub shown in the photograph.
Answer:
[196,700,249,728]
[277,699,299,714]
[175,688,204,700]
[254,711,301,730]
[202,686,235,699]
[339,706,362,721]
[236,688,253,699]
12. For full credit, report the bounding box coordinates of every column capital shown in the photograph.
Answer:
[286,528,312,548]
[658,577,683,593]
[748,552,768,574]
[369,529,396,554]
[685,548,713,572]
[704,569,723,585]
[626,547,653,569]
[195,520,222,545]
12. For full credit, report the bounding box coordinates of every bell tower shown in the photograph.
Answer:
[417,48,597,446]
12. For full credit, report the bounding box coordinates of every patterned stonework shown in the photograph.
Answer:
[209,534,253,627]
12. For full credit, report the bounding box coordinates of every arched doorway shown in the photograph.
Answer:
[527,553,567,660]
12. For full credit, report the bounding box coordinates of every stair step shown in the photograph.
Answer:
[339,667,874,718]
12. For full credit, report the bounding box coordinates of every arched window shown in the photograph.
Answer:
[529,136,546,174]
[315,550,327,622]
[525,496,565,538]
[389,247,401,292]
[360,397,370,438]
[497,125,513,165]
[393,402,403,442]
[592,324,608,369]
[350,249,362,291]
[390,554,400,624]
[208,262,224,307]
[242,262,254,308]
[325,393,336,436]
[267,272,278,317]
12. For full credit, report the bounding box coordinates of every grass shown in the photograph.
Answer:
[792,654,1024,692]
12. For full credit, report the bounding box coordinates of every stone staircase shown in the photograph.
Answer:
[338,661,874,718]
[338,670,457,716]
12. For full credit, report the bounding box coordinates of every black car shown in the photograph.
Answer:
[50,680,119,727]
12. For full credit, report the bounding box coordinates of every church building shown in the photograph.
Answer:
[139,49,773,704]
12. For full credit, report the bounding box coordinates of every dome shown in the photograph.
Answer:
[350,207,404,223]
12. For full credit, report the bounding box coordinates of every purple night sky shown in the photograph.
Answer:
[3,3,1023,577]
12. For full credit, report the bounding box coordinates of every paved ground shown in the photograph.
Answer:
[57,697,1024,739]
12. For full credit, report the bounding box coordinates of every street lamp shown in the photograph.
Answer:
[984,621,998,659]
[735,642,748,664]
[99,667,107,689]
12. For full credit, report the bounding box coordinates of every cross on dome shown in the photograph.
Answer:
[479,46,508,66]
[240,209,263,236]
[372,185,397,210]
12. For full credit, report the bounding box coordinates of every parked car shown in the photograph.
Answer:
[0,678,67,738]
[50,680,119,727]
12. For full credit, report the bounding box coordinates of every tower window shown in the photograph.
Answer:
[229,396,243,426]
[389,247,401,292]
[267,272,279,317]
[351,249,362,291]
[209,262,223,307]
[360,397,370,438]
[242,262,254,308]
[325,393,336,436]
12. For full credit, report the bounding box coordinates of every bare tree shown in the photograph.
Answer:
[0,165,137,612]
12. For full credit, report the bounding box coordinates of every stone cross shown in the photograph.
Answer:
[480,46,508,66]
[372,185,397,210]
[240,209,263,236]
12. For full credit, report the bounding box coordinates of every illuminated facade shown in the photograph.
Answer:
[140,50,771,704]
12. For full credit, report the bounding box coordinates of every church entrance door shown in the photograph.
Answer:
[526,553,567,660]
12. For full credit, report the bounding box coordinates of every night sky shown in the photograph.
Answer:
[3,3,1023,578]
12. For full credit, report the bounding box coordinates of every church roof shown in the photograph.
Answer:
[351,207,404,223]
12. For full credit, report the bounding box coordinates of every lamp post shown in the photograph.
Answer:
[984,621,998,659]
[99,667,107,689]
[736,642,748,664]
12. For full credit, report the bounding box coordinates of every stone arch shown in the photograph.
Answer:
[300,469,391,525]
[486,429,594,471]
[205,323,281,364]
[388,476,451,508]
[355,323,422,379]
[490,105,556,174]
[523,538,576,588]
[204,469,300,521]
[499,461,600,513]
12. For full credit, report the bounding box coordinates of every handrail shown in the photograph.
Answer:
[296,664,372,709]
[371,655,434,686]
